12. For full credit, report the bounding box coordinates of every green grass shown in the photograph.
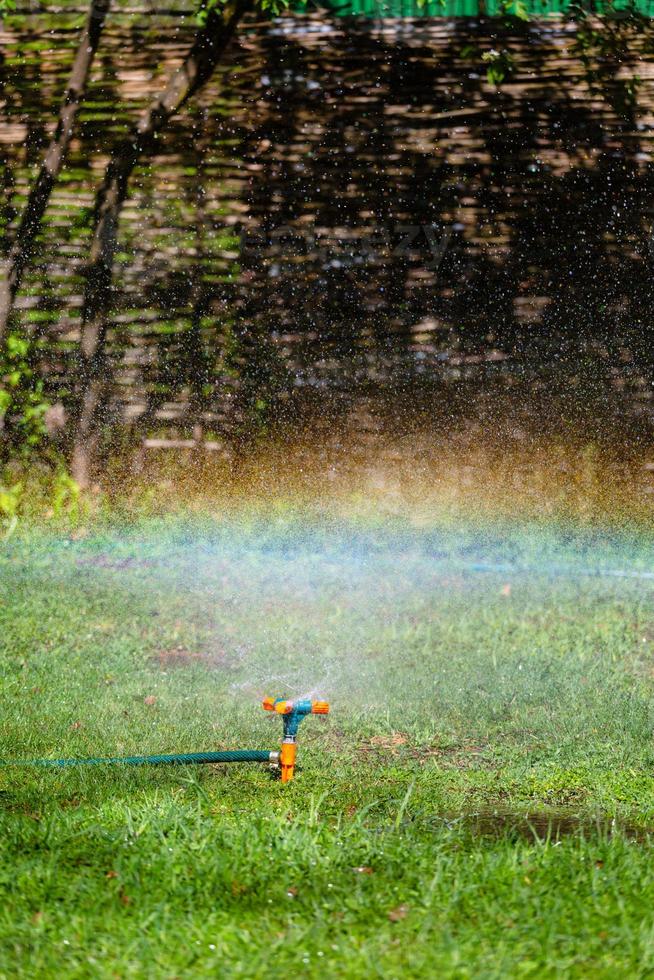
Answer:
[2,513,654,977]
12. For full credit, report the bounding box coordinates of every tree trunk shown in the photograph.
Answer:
[70,0,252,488]
[0,0,111,345]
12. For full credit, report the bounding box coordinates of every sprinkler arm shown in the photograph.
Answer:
[262,697,329,782]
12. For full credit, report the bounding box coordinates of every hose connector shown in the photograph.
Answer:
[262,697,330,782]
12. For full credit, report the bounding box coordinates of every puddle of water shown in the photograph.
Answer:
[432,809,653,842]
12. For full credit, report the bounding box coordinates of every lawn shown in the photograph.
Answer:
[2,510,654,977]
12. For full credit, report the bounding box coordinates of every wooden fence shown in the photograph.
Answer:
[2,6,654,452]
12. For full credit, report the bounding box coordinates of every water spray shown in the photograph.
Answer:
[1,698,330,783]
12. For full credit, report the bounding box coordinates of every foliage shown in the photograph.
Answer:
[0,334,80,532]
[195,0,223,24]
[481,46,517,84]
[49,466,80,517]
[0,480,22,537]
[460,0,651,88]
[497,0,530,19]
[569,0,649,118]
[0,469,81,537]
[196,0,290,24]
[0,333,49,462]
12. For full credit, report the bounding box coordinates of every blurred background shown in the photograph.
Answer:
[2,0,654,514]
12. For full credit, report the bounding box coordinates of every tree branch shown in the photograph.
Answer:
[0,0,112,344]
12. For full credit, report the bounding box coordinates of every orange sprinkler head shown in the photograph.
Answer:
[262,697,291,715]
[262,697,330,781]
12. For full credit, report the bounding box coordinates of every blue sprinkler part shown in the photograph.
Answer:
[262,697,329,738]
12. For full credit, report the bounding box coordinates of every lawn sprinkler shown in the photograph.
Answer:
[263,697,330,782]
[1,697,329,783]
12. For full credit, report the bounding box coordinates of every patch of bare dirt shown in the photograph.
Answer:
[77,555,156,570]
[358,734,495,769]
[368,733,410,750]
[152,646,235,670]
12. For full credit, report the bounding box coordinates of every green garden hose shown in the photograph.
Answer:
[0,749,274,768]
[0,698,329,780]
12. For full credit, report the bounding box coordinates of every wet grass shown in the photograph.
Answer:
[2,513,654,976]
